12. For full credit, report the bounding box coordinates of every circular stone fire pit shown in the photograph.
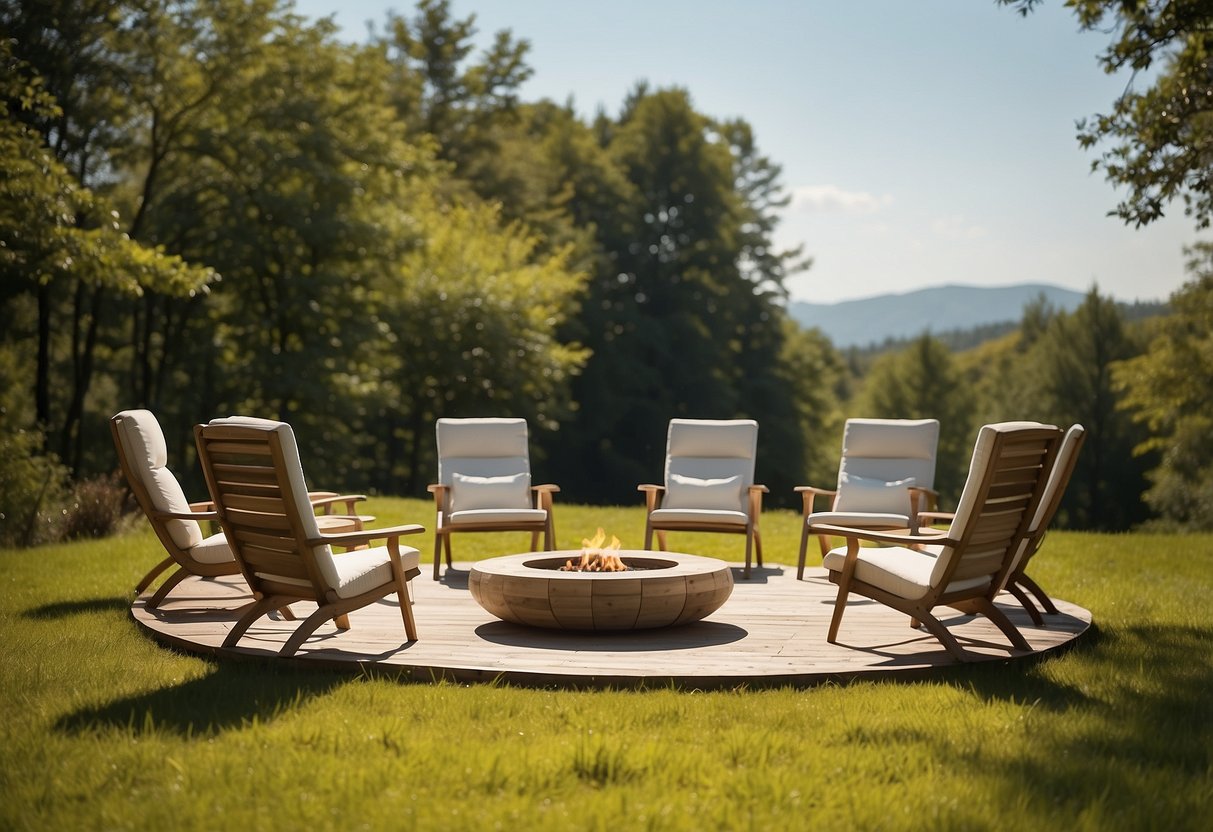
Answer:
[469,550,734,631]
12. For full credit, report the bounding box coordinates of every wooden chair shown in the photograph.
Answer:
[639,418,767,579]
[1003,424,1086,624]
[816,421,1061,662]
[112,410,373,607]
[796,418,939,580]
[428,417,558,581]
[195,417,424,657]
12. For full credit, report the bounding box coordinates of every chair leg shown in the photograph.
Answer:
[280,605,339,657]
[135,556,175,594]
[432,532,445,581]
[146,567,189,609]
[817,533,831,560]
[443,532,453,568]
[913,609,973,662]
[530,531,541,551]
[1007,583,1045,626]
[223,595,286,648]
[643,520,654,551]
[1017,573,1060,615]
[396,577,418,643]
[797,521,810,581]
[826,581,851,644]
[334,614,351,630]
[743,531,753,580]
[656,530,668,551]
[966,597,1032,653]
[547,515,556,550]
[753,527,763,567]
[278,604,296,621]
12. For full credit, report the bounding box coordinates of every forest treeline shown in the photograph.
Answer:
[3,0,1211,547]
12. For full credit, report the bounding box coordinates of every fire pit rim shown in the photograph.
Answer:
[472,550,726,580]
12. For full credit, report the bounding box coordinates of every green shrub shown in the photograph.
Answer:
[61,472,133,540]
[0,419,71,547]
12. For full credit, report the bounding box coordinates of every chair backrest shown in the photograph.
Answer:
[930,422,1061,592]
[662,419,758,513]
[1004,423,1086,578]
[834,418,939,513]
[1027,424,1086,536]
[194,417,341,600]
[436,418,533,511]
[111,409,203,553]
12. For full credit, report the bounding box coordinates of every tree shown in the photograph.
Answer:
[0,33,214,473]
[1113,243,1213,528]
[1024,287,1151,529]
[1001,0,1213,228]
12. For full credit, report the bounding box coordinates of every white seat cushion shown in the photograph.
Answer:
[649,508,748,526]
[331,545,421,600]
[449,508,548,526]
[808,510,911,529]
[822,545,990,600]
[189,532,235,565]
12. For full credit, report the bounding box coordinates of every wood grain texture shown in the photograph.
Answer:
[130,560,1092,689]
[469,551,733,631]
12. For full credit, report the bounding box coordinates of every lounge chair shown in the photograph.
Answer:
[194,417,423,656]
[639,418,767,579]
[796,418,940,580]
[111,409,372,607]
[816,421,1061,662]
[428,417,558,580]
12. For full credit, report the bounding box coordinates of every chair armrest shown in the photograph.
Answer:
[638,484,664,512]
[427,483,448,510]
[810,523,956,547]
[747,484,767,520]
[532,483,559,510]
[908,485,939,513]
[793,484,836,515]
[157,508,218,522]
[309,493,369,515]
[188,500,215,512]
[917,511,954,525]
[309,523,426,548]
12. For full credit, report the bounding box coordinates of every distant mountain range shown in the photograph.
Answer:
[786,284,1088,349]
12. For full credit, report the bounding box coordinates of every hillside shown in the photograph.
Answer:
[787,284,1087,348]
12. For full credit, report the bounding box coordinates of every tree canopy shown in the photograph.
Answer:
[1002,0,1213,228]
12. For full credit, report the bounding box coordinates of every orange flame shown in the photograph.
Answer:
[560,527,627,572]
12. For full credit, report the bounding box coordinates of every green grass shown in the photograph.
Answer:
[2,497,1211,830]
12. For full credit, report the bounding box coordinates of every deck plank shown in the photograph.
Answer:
[129,562,1091,688]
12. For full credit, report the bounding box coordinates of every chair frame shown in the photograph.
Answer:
[428,417,559,581]
[796,418,940,580]
[195,421,423,656]
[816,424,1061,662]
[639,482,767,579]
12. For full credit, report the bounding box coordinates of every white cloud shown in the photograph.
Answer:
[789,184,894,214]
[931,215,988,240]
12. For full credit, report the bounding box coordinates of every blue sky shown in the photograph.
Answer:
[293,0,1205,304]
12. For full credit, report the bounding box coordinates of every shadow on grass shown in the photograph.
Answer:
[54,661,346,738]
[23,597,131,620]
[945,622,1213,823]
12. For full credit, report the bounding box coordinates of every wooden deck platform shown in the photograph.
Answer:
[130,562,1092,688]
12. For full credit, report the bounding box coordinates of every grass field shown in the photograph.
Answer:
[1,497,1211,830]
